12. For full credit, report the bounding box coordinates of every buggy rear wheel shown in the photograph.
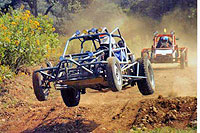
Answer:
[137,57,155,95]
[32,72,49,101]
[61,88,80,107]
[180,52,185,69]
[106,57,122,92]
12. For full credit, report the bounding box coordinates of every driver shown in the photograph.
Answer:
[100,37,126,61]
[156,36,172,48]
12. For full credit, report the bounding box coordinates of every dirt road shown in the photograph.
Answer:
[0,64,197,132]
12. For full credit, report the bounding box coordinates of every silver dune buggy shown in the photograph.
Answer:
[32,27,155,107]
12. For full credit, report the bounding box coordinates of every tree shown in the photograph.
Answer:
[0,0,59,17]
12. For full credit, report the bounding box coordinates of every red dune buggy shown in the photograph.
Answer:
[141,31,188,69]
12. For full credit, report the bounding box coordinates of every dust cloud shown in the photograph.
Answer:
[63,0,196,66]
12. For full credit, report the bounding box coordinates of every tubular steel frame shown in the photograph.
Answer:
[34,27,146,90]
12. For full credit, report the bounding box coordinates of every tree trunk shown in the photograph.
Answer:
[26,0,38,17]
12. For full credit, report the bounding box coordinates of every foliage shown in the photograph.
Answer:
[0,7,59,70]
[119,0,197,20]
[0,65,12,82]
[0,0,92,33]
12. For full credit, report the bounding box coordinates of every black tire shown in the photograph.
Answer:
[61,88,80,107]
[137,57,155,95]
[180,52,185,69]
[106,57,122,92]
[32,72,49,101]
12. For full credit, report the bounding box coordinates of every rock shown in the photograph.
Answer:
[189,120,197,128]
[158,95,163,99]
[148,117,153,122]
[170,104,176,109]
[142,127,147,131]
[145,114,149,119]
[153,106,158,113]
[141,118,146,123]
[102,127,106,130]
[139,123,144,128]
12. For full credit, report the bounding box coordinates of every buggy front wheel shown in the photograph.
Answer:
[106,57,122,92]
[32,72,49,101]
[137,57,155,95]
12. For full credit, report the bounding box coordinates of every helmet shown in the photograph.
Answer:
[162,36,168,41]
[161,36,168,43]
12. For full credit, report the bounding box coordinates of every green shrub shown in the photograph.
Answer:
[0,65,12,82]
[0,7,59,70]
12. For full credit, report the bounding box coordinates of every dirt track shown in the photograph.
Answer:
[0,64,197,132]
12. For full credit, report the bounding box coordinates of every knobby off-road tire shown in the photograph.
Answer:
[106,57,122,92]
[137,57,155,95]
[32,72,49,101]
[61,88,80,107]
[180,52,185,69]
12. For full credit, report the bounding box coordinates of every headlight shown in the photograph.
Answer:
[75,30,80,35]
[83,29,87,34]
[91,28,96,33]
[98,28,102,32]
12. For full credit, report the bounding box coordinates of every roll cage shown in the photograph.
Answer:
[61,27,130,64]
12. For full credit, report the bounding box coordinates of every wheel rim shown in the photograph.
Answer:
[147,62,155,89]
[40,74,49,98]
[114,63,122,85]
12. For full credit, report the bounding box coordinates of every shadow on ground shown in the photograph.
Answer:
[23,118,99,133]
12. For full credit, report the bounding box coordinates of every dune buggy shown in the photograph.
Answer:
[32,27,155,107]
[141,31,188,69]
